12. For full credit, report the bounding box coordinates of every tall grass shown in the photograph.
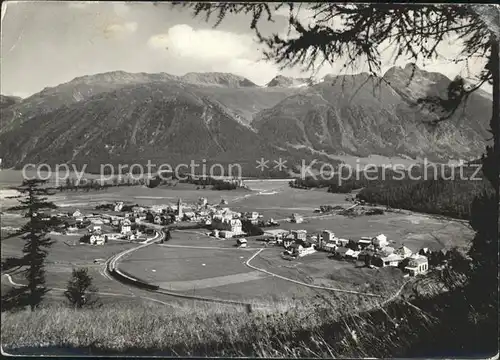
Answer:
[2,286,496,357]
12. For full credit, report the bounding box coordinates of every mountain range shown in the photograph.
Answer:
[0,64,492,174]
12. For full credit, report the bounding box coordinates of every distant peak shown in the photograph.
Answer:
[181,72,258,88]
[266,75,311,88]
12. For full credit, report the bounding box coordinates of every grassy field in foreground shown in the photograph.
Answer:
[2,287,496,357]
[0,297,392,356]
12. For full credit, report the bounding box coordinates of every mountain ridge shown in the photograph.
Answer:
[0,64,492,172]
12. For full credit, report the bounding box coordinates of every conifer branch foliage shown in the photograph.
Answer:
[6,179,57,311]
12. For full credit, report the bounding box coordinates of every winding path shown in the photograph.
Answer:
[244,248,382,298]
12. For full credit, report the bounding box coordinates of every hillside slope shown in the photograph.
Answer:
[0,82,315,173]
[0,95,22,110]
[0,65,492,171]
[253,65,491,161]
[0,71,299,133]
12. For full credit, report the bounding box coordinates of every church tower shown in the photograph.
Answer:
[177,198,183,219]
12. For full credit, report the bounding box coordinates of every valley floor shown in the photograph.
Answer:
[2,181,473,306]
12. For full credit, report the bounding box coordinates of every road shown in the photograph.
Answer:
[1,228,178,308]
[244,248,382,298]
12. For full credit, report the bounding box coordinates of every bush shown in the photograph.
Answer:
[242,220,263,236]
[64,268,100,309]
[79,234,91,244]
[1,257,23,272]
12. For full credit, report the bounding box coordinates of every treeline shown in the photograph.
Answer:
[95,203,138,212]
[357,177,493,220]
[150,171,241,190]
[290,165,493,220]
[178,175,239,190]
[290,167,393,192]
[57,177,144,192]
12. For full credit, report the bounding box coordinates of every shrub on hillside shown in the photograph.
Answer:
[64,268,100,309]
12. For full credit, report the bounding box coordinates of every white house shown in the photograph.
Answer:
[72,210,82,218]
[114,202,124,212]
[405,255,429,276]
[90,225,102,234]
[90,234,105,245]
[237,238,247,248]
[372,234,389,248]
[289,243,316,257]
[121,223,132,235]
[291,229,307,241]
[230,219,243,235]
[374,253,404,267]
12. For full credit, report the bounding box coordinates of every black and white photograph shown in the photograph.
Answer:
[0,1,498,357]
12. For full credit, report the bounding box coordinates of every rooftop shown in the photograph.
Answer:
[263,229,289,236]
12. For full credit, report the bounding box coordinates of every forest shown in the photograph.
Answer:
[290,165,493,219]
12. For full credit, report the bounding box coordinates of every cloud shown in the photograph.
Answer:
[146,24,282,85]
[148,24,255,61]
[104,21,138,36]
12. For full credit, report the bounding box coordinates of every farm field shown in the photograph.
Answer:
[119,237,332,303]
[119,243,255,285]
[2,234,137,292]
[251,248,405,294]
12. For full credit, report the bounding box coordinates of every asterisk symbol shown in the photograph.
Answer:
[273,158,287,171]
[256,158,269,171]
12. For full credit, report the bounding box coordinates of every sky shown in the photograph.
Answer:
[0,1,491,98]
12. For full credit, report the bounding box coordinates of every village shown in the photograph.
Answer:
[40,195,446,280]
